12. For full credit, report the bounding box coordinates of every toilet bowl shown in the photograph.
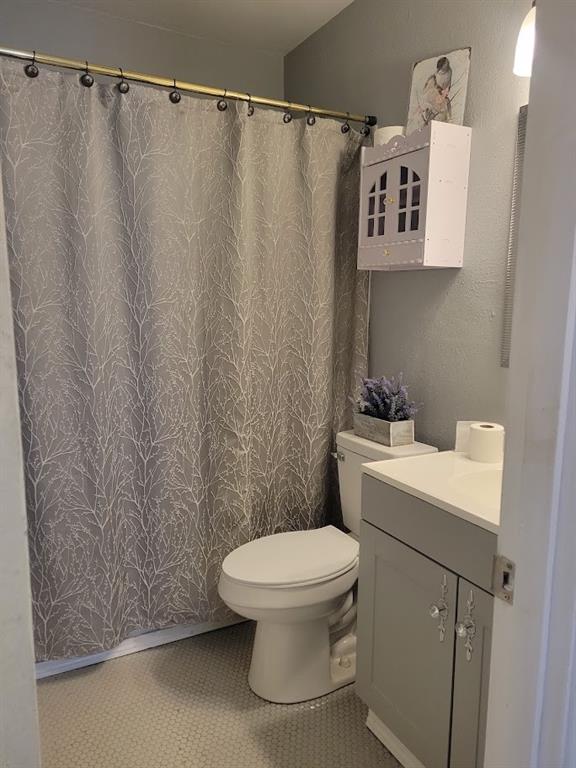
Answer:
[218,430,437,704]
[219,526,359,703]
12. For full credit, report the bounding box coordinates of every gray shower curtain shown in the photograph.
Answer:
[0,58,368,661]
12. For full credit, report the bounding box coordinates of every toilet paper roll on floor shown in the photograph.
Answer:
[468,422,505,463]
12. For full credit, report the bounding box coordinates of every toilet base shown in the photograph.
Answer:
[248,619,356,704]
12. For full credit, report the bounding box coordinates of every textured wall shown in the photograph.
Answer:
[286,0,530,448]
[1,0,284,97]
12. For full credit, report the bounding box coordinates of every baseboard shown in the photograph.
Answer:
[35,617,245,680]
[366,709,425,768]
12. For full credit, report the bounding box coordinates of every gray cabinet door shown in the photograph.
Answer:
[357,521,457,768]
[450,581,494,768]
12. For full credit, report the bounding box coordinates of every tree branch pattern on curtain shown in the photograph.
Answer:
[0,59,367,661]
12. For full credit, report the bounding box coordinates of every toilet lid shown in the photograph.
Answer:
[221,526,359,587]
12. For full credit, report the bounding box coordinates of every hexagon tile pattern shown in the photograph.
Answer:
[37,622,400,768]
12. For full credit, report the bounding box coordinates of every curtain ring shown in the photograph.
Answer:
[246,94,254,117]
[169,78,181,104]
[306,105,316,126]
[341,112,351,134]
[217,88,228,112]
[24,50,39,79]
[80,60,94,88]
[283,103,293,124]
[117,67,130,94]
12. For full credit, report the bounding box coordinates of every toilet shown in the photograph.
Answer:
[218,430,437,704]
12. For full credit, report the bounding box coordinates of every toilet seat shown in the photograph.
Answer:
[218,525,359,704]
[221,525,359,588]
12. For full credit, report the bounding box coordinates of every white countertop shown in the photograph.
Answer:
[362,450,502,534]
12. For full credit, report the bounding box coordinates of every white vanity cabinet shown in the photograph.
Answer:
[358,121,471,270]
[357,475,495,768]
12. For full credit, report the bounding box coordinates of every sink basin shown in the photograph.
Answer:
[450,468,503,512]
[362,451,503,533]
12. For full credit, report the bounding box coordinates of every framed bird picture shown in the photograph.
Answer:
[406,48,471,135]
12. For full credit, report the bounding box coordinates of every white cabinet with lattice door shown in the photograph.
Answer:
[358,121,471,270]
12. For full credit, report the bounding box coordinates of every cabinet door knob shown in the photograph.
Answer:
[455,620,472,638]
[386,196,395,204]
[429,603,447,619]
[430,574,449,642]
[455,590,476,661]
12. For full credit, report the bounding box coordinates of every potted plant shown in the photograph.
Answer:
[352,375,418,447]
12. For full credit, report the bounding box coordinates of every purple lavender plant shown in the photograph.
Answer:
[355,374,418,422]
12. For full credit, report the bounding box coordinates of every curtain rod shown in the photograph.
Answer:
[0,45,378,127]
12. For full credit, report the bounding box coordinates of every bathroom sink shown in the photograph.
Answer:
[450,468,503,512]
[362,451,503,533]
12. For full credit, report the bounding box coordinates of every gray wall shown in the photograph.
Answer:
[1,0,284,97]
[286,0,530,448]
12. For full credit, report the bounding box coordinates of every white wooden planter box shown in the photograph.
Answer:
[354,413,415,447]
[358,121,472,271]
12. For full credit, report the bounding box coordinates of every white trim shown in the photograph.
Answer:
[484,0,576,765]
[365,710,425,768]
[536,261,576,764]
[35,618,244,680]
[0,164,42,768]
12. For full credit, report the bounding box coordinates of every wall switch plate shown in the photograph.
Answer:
[493,554,516,604]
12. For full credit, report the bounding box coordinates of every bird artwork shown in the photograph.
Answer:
[419,56,453,126]
[406,48,471,135]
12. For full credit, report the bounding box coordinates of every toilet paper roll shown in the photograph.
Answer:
[373,125,405,146]
[468,422,505,463]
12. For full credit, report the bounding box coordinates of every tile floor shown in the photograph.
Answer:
[37,622,399,768]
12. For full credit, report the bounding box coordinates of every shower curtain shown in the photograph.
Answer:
[0,59,368,661]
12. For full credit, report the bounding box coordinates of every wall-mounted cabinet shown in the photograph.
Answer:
[358,121,472,271]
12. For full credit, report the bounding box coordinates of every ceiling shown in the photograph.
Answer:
[52,0,355,54]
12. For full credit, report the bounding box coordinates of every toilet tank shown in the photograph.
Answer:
[335,430,437,537]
